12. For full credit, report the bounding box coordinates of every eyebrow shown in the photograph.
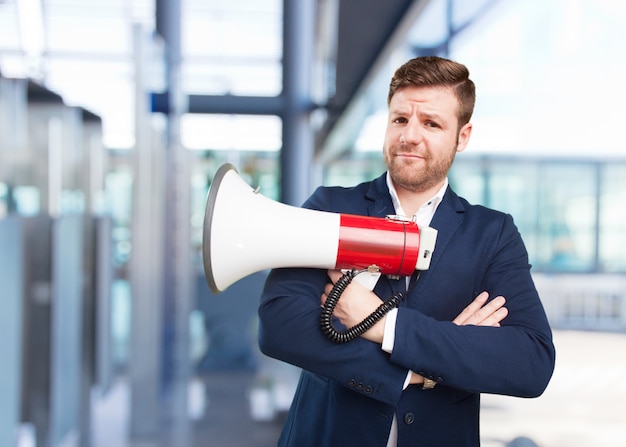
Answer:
[388,105,453,127]
[388,106,409,116]
[419,110,446,121]
[389,105,447,118]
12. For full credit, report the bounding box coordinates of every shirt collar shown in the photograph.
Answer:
[386,172,447,226]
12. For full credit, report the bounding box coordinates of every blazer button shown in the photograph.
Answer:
[346,378,356,388]
[404,413,415,425]
[364,385,373,394]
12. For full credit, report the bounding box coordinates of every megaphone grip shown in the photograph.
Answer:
[321,270,406,344]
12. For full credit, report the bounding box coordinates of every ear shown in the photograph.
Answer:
[456,122,472,153]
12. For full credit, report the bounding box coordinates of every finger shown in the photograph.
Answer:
[320,283,333,306]
[327,269,343,284]
[470,296,507,326]
[477,306,509,327]
[453,292,489,325]
[323,283,333,295]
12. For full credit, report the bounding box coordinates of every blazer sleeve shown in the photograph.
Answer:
[390,210,556,398]
[257,185,410,406]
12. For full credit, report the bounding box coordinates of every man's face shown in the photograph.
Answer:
[383,85,472,194]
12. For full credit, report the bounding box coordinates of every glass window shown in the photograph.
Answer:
[105,167,134,268]
[534,163,597,272]
[450,157,487,207]
[182,0,282,97]
[189,150,280,259]
[452,158,603,273]
[0,182,7,218]
[486,161,539,266]
[599,163,626,272]
[451,158,540,266]
[12,186,40,216]
[324,155,386,188]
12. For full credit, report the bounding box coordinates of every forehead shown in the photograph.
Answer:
[389,85,459,115]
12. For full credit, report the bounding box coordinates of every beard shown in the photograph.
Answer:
[383,142,457,193]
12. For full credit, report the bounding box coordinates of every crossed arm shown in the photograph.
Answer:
[321,270,509,385]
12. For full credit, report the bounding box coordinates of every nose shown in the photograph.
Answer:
[400,119,422,145]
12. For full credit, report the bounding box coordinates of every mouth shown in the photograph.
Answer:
[395,152,426,161]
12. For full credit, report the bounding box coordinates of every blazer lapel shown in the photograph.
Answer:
[365,173,395,218]
[360,175,467,299]
[427,187,465,272]
[408,187,466,299]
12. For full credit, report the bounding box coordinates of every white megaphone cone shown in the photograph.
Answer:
[202,163,437,294]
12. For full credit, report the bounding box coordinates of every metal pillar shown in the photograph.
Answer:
[157,0,194,445]
[0,217,24,447]
[129,24,164,438]
[281,0,316,206]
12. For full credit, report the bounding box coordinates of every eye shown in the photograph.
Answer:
[392,116,408,124]
[425,120,441,129]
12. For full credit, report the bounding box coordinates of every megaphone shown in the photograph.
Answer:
[202,163,438,295]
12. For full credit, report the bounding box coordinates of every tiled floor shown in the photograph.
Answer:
[194,371,286,447]
[481,330,626,447]
[92,330,626,447]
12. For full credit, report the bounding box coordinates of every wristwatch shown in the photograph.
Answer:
[421,378,437,390]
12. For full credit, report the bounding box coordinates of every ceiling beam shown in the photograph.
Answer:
[316,0,431,164]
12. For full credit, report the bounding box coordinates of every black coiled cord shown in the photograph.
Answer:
[320,269,406,344]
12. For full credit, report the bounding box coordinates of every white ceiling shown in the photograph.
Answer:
[2,0,626,158]
[0,0,282,148]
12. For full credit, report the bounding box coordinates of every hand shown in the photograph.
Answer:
[452,291,508,327]
[321,270,386,343]
[409,291,508,385]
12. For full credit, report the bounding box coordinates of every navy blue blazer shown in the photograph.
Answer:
[258,172,555,447]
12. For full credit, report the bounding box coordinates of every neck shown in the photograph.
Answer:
[394,180,445,217]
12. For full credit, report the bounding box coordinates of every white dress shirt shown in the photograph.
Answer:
[382,172,447,447]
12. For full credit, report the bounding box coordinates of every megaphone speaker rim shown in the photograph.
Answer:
[202,162,237,293]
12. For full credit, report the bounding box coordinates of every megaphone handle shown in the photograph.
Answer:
[350,269,381,290]
[320,270,405,344]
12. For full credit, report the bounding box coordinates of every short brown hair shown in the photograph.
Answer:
[387,56,476,126]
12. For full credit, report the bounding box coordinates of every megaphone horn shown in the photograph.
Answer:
[202,163,437,294]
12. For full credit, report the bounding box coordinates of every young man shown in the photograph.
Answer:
[258,56,555,447]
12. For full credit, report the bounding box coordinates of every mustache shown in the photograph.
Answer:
[391,142,425,155]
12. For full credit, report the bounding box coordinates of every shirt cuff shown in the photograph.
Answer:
[381,308,413,390]
[403,371,413,390]
[381,308,398,353]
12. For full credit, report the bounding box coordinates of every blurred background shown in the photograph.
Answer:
[1,0,625,446]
